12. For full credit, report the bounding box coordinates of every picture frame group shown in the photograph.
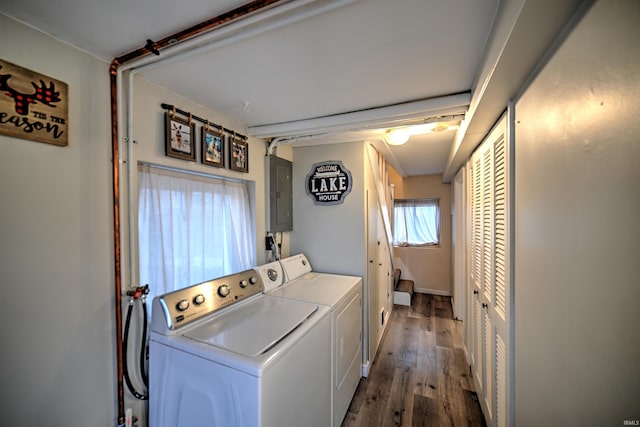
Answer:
[164,111,248,173]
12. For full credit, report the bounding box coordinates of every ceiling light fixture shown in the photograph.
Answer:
[430,122,450,132]
[384,121,457,145]
[385,128,411,145]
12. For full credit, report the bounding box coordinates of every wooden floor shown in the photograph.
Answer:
[342,294,486,427]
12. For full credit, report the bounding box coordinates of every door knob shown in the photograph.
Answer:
[473,290,479,295]
[482,302,488,309]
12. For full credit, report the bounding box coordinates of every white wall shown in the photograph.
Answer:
[389,172,452,295]
[0,14,276,426]
[514,0,640,424]
[123,75,270,283]
[120,76,272,423]
[0,15,115,426]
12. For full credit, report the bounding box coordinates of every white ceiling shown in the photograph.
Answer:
[1,0,501,176]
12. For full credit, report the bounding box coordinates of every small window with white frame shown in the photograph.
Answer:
[137,163,256,304]
[393,198,440,247]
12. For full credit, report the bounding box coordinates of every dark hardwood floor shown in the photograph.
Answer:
[342,294,486,427]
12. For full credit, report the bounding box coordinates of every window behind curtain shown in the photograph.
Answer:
[393,198,440,246]
[137,164,255,301]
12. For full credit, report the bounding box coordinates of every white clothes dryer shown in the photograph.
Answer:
[255,254,362,427]
[149,268,331,427]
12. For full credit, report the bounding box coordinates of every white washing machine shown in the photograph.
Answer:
[149,268,331,427]
[254,254,362,427]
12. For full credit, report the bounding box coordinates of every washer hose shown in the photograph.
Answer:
[123,300,148,400]
[140,300,149,387]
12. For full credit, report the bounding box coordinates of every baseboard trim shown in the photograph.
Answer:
[414,288,451,297]
[464,343,471,366]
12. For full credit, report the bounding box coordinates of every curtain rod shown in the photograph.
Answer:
[395,197,440,203]
[138,161,247,184]
[161,103,248,140]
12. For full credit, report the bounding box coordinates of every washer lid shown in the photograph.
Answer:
[183,296,318,357]
[269,273,361,307]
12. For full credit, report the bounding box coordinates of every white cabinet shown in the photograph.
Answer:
[466,114,512,427]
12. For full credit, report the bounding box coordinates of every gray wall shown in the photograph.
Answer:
[290,141,367,278]
[290,141,372,364]
[0,15,115,426]
[514,0,640,424]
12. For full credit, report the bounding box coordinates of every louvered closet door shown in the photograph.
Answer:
[469,155,482,375]
[467,115,511,427]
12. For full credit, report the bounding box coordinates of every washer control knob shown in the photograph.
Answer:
[249,276,258,285]
[218,284,231,297]
[239,279,248,288]
[176,299,190,311]
[193,294,205,305]
[267,268,278,282]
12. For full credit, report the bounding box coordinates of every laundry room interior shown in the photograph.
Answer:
[1,0,639,426]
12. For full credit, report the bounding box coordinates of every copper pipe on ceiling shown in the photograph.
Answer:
[113,0,286,66]
[109,1,286,424]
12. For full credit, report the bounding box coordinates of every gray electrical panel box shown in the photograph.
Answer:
[269,155,293,232]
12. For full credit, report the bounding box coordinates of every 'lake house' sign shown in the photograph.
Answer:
[305,160,353,206]
[0,59,68,146]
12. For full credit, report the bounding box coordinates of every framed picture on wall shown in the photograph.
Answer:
[201,127,225,168]
[165,111,196,161]
[229,137,249,173]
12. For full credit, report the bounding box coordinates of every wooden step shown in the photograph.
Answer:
[394,279,414,306]
[394,268,401,289]
[397,279,413,294]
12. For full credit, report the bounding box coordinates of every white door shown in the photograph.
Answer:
[452,167,466,321]
[364,188,377,375]
[467,114,511,427]
[377,237,387,344]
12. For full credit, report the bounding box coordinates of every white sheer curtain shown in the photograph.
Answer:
[138,164,255,299]
[393,199,440,246]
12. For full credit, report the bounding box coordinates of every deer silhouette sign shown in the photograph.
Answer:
[0,60,68,146]
[0,66,62,115]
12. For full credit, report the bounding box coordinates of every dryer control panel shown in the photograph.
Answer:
[151,269,263,333]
